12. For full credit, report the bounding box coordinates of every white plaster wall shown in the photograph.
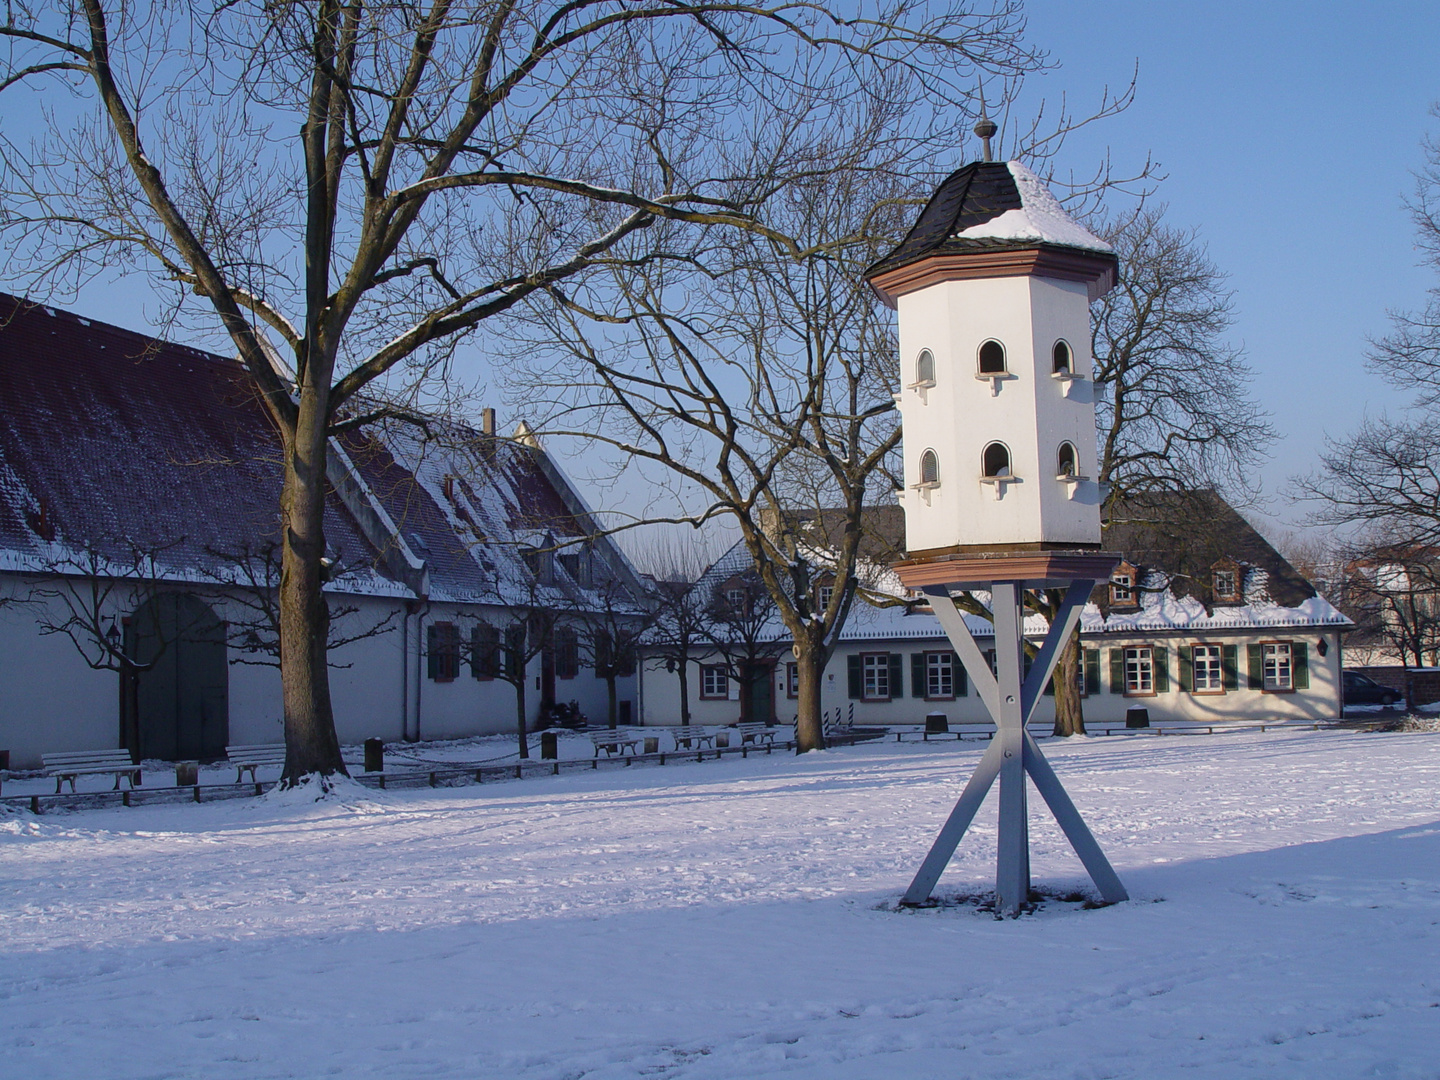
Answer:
[639,628,1345,730]
[0,576,122,769]
[0,576,640,768]
[895,274,1103,552]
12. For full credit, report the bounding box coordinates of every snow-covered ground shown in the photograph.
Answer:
[2,730,1438,1079]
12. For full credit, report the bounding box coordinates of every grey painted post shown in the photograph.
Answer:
[991,582,1029,914]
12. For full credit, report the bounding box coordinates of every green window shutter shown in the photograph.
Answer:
[1153,646,1169,693]
[912,653,926,698]
[1084,649,1100,695]
[954,652,968,696]
[888,653,904,700]
[1222,644,1239,691]
[1178,645,1193,693]
[1109,649,1125,694]
[1247,643,1264,690]
[426,624,440,680]
[847,655,862,700]
[1292,642,1309,689]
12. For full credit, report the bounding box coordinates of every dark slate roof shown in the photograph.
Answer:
[0,292,379,579]
[0,292,629,605]
[1100,491,1316,612]
[868,162,1023,277]
[867,160,1117,281]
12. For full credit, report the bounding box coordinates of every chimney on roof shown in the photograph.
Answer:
[481,407,496,437]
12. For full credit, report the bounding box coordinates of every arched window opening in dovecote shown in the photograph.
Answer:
[1056,442,1077,477]
[977,339,1007,375]
[920,449,940,485]
[916,349,935,386]
[1052,340,1072,374]
[982,442,1011,478]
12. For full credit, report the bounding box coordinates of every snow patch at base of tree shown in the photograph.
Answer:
[259,772,391,813]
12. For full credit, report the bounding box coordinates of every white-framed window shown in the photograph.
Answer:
[700,664,729,699]
[786,662,799,698]
[1192,644,1224,693]
[925,651,954,699]
[861,653,890,701]
[818,585,834,611]
[1263,642,1293,691]
[725,587,747,610]
[1213,568,1239,601]
[1124,647,1154,695]
[1111,572,1135,605]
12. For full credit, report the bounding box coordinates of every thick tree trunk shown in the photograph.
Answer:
[677,659,692,726]
[1051,629,1086,736]
[515,678,530,759]
[278,412,348,785]
[794,638,826,752]
[606,676,618,728]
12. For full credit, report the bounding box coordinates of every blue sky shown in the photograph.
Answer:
[1017,1,1439,538]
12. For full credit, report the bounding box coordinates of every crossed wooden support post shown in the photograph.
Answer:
[901,578,1128,915]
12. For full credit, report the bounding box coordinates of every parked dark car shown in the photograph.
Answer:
[1343,671,1400,708]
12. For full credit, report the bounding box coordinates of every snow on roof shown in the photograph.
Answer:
[951,162,1112,253]
[0,292,644,612]
[866,160,1116,288]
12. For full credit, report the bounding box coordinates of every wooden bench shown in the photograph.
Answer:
[587,728,641,757]
[43,750,142,793]
[672,725,715,750]
[736,722,778,747]
[226,743,287,782]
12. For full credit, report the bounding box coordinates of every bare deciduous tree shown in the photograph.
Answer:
[1300,111,1440,628]
[2,0,1037,782]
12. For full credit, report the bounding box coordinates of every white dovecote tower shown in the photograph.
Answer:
[866,153,1117,559]
[865,131,1129,917]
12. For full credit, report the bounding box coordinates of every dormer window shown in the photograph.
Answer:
[979,441,1018,499]
[975,339,1014,395]
[913,448,941,504]
[1110,562,1138,607]
[1212,563,1241,602]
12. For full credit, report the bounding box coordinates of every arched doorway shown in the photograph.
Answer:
[126,594,229,762]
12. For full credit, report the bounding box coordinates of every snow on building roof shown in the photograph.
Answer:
[689,489,1353,649]
[0,292,389,590]
[866,160,1115,284]
[0,292,642,609]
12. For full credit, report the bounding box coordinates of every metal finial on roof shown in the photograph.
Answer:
[974,116,997,163]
